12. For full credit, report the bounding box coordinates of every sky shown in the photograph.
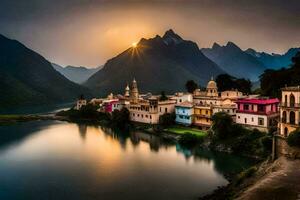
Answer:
[0,0,299,67]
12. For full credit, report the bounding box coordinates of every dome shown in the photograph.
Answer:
[207,78,217,89]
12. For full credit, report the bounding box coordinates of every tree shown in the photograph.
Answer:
[111,107,130,129]
[159,113,176,128]
[185,80,198,93]
[236,78,252,94]
[260,51,300,97]
[287,128,300,147]
[216,73,252,94]
[159,91,168,101]
[211,112,234,139]
[216,74,235,91]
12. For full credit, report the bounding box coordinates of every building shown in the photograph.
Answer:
[236,98,279,132]
[193,105,212,130]
[175,101,194,126]
[279,86,300,137]
[213,90,243,121]
[126,79,176,124]
[171,92,193,104]
[75,95,87,110]
[192,78,243,128]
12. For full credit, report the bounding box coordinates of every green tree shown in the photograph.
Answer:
[185,80,198,93]
[159,91,168,101]
[260,51,300,97]
[211,112,234,139]
[216,74,252,94]
[159,113,176,128]
[111,107,130,129]
[287,128,300,147]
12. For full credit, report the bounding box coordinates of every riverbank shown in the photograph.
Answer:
[200,156,300,200]
[0,114,71,125]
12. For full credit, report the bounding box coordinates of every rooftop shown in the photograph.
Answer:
[281,86,300,91]
[176,101,193,108]
[236,98,279,105]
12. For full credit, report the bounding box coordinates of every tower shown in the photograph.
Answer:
[124,83,130,97]
[130,78,139,103]
[206,77,218,97]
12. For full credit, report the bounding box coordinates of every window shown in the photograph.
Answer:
[133,113,135,116]
[238,116,240,119]
[258,105,264,112]
[165,108,168,113]
[252,117,254,122]
[186,116,190,120]
[146,115,148,118]
[179,99,182,103]
[244,118,247,124]
[160,107,161,112]
[179,115,183,119]
[137,114,139,117]
[150,115,152,119]
[141,114,143,118]
[244,104,249,110]
[258,117,264,126]
[206,110,208,115]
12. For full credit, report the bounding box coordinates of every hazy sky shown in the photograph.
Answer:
[0,0,299,67]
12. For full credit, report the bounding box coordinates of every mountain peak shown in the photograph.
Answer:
[212,42,221,49]
[226,41,240,48]
[162,29,183,45]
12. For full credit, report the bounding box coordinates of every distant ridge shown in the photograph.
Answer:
[52,63,102,84]
[0,34,91,108]
[245,47,300,69]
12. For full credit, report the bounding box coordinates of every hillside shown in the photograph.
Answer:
[0,34,91,108]
[202,42,266,81]
[85,29,224,95]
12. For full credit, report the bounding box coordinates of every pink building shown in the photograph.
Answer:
[235,98,279,132]
[103,100,120,113]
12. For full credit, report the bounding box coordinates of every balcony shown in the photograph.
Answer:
[279,103,300,108]
[236,110,278,115]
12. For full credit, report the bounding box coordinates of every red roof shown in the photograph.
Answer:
[236,98,279,105]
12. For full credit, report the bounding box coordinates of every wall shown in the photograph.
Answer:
[275,136,300,159]
[236,113,268,128]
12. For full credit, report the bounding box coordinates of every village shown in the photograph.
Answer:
[75,77,300,138]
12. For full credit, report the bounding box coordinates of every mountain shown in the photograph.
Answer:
[0,34,91,108]
[52,63,102,84]
[84,29,224,95]
[245,47,300,69]
[201,42,266,81]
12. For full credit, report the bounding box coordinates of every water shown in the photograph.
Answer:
[0,121,254,200]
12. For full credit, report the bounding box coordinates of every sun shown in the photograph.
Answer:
[132,42,138,48]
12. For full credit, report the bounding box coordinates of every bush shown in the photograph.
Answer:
[159,113,175,128]
[261,136,273,152]
[110,107,130,129]
[178,133,203,147]
[235,166,257,185]
[287,129,300,147]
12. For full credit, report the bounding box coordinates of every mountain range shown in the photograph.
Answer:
[52,63,102,84]
[84,29,224,95]
[0,34,90,108]
[202,43,299,81]
[201,42,267,80]
[245,47,300,69]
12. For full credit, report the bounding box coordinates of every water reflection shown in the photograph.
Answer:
[0,121,254,200]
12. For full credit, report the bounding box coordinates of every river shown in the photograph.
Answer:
[0,121,254,200]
